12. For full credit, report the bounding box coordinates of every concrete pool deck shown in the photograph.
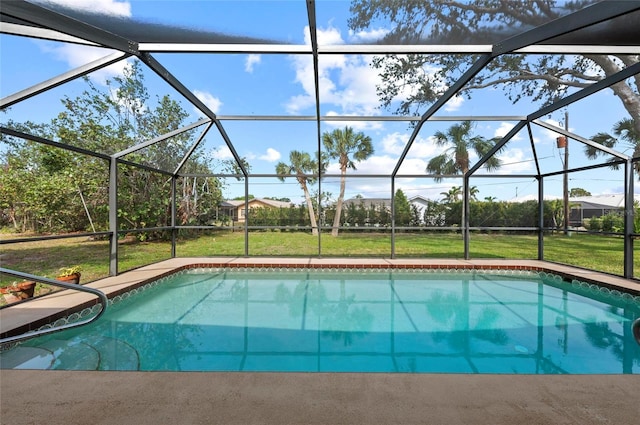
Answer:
[2,370,638,424]
[2,258,639,424]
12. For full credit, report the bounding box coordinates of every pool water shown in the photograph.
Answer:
[2,269,639,373]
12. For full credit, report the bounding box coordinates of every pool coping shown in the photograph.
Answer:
[2,257,639,339]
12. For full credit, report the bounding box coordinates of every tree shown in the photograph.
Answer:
[1,61,222,234]
[393,189,412,226]
[585,118,640,175]
[440,186,462,204]
[427,121,502,180]
[469,185,480,202]
[570,187,592,197]
[348,1,640,137]
[276,150,324,236]
[322,126,374,236]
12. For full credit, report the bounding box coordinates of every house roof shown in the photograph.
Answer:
[569,194,640,209]
[221,198,293,208]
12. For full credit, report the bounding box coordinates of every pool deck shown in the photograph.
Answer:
[2,258,640,424]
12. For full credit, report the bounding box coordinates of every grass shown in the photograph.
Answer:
[1,230,635,304]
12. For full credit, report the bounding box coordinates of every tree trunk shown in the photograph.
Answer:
[301,182,319,236]
[331,170,347,237]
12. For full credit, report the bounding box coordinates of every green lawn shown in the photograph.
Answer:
[1,230,636,303]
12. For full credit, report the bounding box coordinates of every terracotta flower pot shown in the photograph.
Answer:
[1,281,36,304]
[56,273,81,285]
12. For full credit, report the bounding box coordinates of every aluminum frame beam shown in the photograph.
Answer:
[470,60,640,176]
[174,121,214,175]
[0,127,111,160]
[307,0,323,256]
[138,52,248,177]
[624,160,635,278]
[532,120,629,160]
[0,21,99,46]
[213,115,526,122]
[391,54,494,177]
[467,121,528,175]
[113,118,210,159]
[1,0,138,54]
[1,51,129,109]
[137,43,640,55]
[494,1,640,55]
[530,61,640,121]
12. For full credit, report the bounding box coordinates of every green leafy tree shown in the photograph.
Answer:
[394,189,412,226]
[276,150,325,236]
[427,121,501,180]
[322,126,374,236]
[1,61,222,234]
[569,187,592,197]
[348,1,640,136]
[423,200,447,227]
[1,123,108,232]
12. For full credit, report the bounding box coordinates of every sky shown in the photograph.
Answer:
[1,0,635,205]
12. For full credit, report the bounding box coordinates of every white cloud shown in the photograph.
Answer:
[245,54,261,73]
[285,26,385,117]
[396,158,429,174]
[193,90,222,114]
[348,28,390,43]
[381,133,408,155]
[209,146,233,160]
[37,41,130,83]
[316,26,344,45]
[38,0,131,17]
[443,95,464,112]
[494,122,523,140]
[259,148,281,162]
[381,132,437,159]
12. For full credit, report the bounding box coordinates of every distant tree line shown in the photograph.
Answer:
[242,190,625,232]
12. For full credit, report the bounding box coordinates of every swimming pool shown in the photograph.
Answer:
[2,268,639,373]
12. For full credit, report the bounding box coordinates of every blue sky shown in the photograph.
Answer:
[1,0,634,205]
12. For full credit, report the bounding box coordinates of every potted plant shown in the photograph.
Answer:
[1,281,36,304]
[56,266,82,284]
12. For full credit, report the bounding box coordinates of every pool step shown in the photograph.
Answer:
[0,336,139,370]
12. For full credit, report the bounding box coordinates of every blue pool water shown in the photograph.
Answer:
[2,268,639,373]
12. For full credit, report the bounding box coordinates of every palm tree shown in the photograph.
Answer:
[427,121,502,181]
[586,118,640,174]
[276,150,324,236]
[440,186,462,203]
[469,185,480,201]
[322,126,374,236]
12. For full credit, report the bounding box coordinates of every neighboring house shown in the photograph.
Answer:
[220,198,294,223]
[408,195,431,218]
[568,194,640,227]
